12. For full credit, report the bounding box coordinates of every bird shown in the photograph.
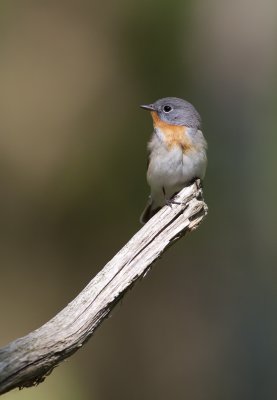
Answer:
[140,97,207,224]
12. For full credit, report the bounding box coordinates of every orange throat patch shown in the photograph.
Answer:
[151,111,192,152]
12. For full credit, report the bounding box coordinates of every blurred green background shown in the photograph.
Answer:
[0,1,276,399]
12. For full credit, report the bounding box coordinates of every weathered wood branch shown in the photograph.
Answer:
[0,180,207,395]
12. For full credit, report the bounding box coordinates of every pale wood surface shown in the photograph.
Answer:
[0,180,207,395]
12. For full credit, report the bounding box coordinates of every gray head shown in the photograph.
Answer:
[140,97,201,128]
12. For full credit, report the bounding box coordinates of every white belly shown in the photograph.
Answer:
[147,143,207,207]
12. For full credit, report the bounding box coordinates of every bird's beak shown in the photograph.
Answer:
[140,104,155,111]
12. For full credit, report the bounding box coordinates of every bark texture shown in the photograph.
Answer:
[0,180,207,395]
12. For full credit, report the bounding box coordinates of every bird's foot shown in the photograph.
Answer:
[165,197,182,208]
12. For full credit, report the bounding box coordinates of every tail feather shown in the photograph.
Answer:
[140,198,161,224]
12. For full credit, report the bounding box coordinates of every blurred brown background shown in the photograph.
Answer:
[1,1,276,399]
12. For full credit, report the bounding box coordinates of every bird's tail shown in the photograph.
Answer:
[140,198,161,225]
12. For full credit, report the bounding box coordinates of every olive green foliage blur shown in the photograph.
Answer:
[1,1,276,400]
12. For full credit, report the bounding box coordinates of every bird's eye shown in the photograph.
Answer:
[163,105,172,113]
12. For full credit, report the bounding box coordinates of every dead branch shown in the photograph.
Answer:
[0,180,207,395]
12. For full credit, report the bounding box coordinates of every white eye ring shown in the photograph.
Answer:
[163,105,172,113]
